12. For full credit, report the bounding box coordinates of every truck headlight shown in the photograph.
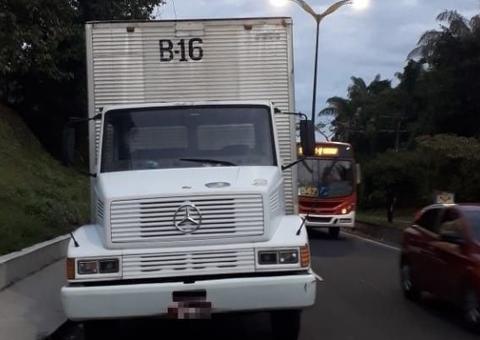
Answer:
[258,249,300,266]
[99,259,120,273]
[279,250,298,264]
[77,258,120,275]
[259,251,278,265]
[78,260,98,274]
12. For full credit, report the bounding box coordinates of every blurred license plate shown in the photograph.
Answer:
[168,301,212,319]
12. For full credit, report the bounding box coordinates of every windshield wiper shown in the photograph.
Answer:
[179,158,237,166]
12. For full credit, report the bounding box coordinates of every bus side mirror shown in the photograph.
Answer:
[62,126,76,166]
[300,120,315,157]
[356,163,362,185]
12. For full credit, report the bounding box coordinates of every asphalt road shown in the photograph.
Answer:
[51,230,479,340]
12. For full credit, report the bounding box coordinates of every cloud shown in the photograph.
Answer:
[159,0,479,113]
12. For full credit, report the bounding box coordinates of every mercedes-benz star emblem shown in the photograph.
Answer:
[173,202,202,234]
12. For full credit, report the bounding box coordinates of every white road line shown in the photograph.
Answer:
[345,232,401,252]
[312,271,324,282]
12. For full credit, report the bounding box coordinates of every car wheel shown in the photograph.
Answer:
[400,262,420,301]
[271,310,301,340]
[463,288,480,331]
[83,320,112,340]
[329,227,340,239]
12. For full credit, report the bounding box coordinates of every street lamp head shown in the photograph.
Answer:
[270,0,290,7]
[352,0,370,10]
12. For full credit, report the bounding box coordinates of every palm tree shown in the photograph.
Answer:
[408,10,474,61]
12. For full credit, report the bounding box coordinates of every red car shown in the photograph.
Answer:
[401,204,480,329]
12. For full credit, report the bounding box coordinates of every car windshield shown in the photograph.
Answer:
[463,210,480,240]
[101,105,276,172]
[297,159,354,198]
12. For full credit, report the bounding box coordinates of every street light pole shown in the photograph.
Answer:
[279,0,353,127]
[311,18,321,128]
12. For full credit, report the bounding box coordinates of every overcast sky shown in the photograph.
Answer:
[157,0,480,115]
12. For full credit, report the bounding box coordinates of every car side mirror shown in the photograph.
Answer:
[62,126,76,166]
[300,120,315,157]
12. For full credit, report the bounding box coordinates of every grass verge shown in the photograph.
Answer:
[0,104,89,255]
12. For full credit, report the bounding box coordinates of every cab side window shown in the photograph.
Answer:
[416,208,442,233]
[438,209,463,239]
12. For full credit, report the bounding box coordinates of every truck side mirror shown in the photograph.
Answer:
[300,120,315,157]
[62,126,76,166]
[356,163,362,185]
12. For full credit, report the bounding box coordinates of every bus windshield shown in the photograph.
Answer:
[298,159,354,199]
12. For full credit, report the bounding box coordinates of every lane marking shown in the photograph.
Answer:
[345,232,401,252]
[312,271,324,282]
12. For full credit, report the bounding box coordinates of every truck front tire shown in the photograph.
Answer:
[270,309,301,340]
[83,320,113,340]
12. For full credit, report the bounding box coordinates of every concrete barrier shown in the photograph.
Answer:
[0,235,70,290]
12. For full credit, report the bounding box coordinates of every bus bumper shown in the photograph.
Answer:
[300,211,355,228]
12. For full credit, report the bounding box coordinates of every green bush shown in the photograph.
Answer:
[360,135,480,209]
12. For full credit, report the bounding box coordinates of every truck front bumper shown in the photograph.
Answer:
[61,272,316,321]
[300,211,355,228]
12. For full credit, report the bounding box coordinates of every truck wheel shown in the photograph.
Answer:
[328,227,340,239]
[463,288,480,332]
[400,262,420,301]
[271,310,301,340]
[83,320,112,340]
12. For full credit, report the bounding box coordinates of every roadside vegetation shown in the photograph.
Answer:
[0,1,166,254]
[0,104,89,255]
[318,10,480,212]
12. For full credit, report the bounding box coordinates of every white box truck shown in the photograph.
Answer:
[61,17,317,339]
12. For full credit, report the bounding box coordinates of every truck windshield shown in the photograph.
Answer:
[297,159,354,198]
[101,105,276,172]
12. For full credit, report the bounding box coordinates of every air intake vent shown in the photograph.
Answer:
[110,194,264,243]
[123,249,255,279]
[270,189,281,217]
[96,199,105,226]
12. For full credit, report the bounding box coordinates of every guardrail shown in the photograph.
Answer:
[0,235,70,290]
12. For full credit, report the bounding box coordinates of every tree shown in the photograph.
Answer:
[0,0,167,157]
[408,10,480,138]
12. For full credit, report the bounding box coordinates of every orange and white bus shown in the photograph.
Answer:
[297,142,360,238]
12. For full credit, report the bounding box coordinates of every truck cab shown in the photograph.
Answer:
[61,101,316,338]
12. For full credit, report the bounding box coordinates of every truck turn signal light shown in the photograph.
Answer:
[300,245,310,268]
[66,258,75,280]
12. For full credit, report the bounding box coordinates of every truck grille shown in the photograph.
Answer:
[110,194,264,243]
[122,249,255,279]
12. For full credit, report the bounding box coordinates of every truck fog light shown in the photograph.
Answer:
[278,250,298,264]
[78,260,98,274]
[259,251,278,265]
[300,245,310,268]
[99,259,119,273]
[341,208,348,214]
